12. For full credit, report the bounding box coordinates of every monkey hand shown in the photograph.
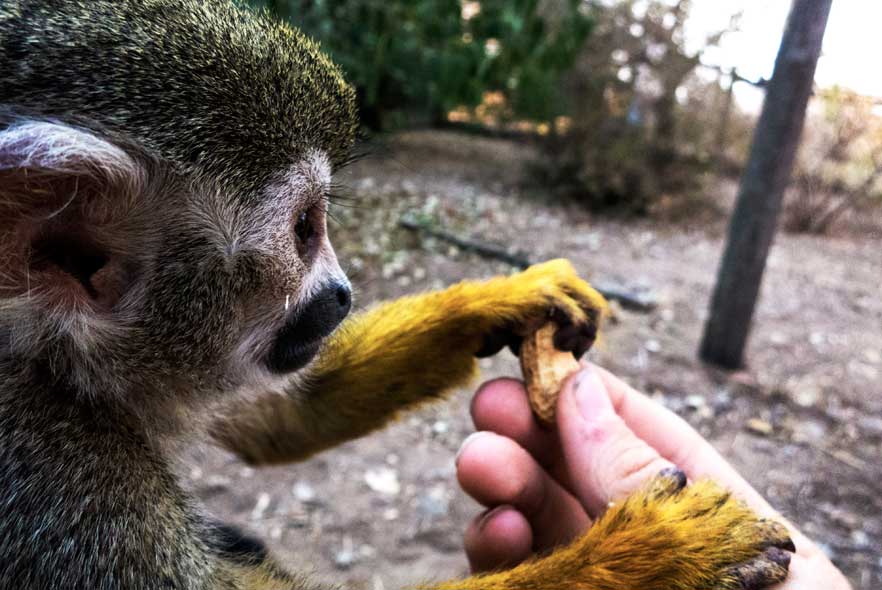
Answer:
[468,259,606,360]
[432,470,794,590]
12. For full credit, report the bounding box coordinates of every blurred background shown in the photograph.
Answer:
[185,1,881,588]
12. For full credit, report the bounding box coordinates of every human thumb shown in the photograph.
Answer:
[557,366,677,516]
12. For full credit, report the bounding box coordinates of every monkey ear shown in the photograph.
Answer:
[0,120,148,311]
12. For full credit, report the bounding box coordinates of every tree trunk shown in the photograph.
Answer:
[699,0,833,369]
[715,72,735,161]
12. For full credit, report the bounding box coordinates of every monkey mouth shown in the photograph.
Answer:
[266,337,323,374]
[265,281,351,374]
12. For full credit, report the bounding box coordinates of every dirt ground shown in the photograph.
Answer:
[186,131,882,589]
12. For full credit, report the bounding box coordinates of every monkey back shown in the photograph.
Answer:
[0,0,358,194]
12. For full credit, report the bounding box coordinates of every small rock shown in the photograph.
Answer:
[769,332,788,345]
[334,537,357,570]
[850,529,870,548]
[292,481,318,505]
[334,549,356,570]
[365,467,401,496]
[251,493,271,521]
[383,508,400,521]
[416,486,450,520]
[432,420,449,435]
[746,418,773,436]
[644,339,661,353]
[793,385,821,408]
[685,394,706,410]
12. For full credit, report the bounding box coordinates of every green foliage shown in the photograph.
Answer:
[246,0,591,129]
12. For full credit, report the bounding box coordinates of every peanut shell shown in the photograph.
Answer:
[519,323,581,426]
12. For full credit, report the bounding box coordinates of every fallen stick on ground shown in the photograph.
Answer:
[398,216,532,269]
[399,216,658,312]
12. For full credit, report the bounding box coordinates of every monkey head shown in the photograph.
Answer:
[0,0,358,411]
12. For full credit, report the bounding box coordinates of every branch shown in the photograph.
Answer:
[398,216,533,268]
[699,63,768,88]
[398,216,657,312]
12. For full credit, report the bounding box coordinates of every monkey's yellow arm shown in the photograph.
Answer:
[211,259,604,464]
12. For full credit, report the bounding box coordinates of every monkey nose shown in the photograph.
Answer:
[334,283,352,319]
[265,280,352,374]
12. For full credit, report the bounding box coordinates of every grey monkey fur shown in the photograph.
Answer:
[0,1,355,587]
[0,0,358,192]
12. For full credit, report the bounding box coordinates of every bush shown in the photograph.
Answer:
[247,0,592,130]
[535,0,733,214]
[785,87,882,234]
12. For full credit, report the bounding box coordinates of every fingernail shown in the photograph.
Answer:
[765,547,792,568]
[572,366,613,422]
[455,431,493,466]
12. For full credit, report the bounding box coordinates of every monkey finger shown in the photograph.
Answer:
[561,280,606,321]
[456,432,590,551]
[463,506,533,573]
[552,322,597,359]
[548,301,587,332]
[474,327,521,358]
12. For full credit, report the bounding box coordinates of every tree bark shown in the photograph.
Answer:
[699,0,833,369]
[715,72,735,161]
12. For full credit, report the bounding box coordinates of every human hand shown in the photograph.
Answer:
[455,364,852,589]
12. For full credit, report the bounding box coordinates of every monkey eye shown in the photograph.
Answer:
[293,207,317,259]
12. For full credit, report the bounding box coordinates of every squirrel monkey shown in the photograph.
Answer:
[0,1,793,589]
